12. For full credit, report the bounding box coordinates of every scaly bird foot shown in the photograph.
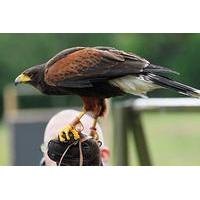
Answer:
[90,128,99,141]
[90,128,102,146]
[58,125,80,143]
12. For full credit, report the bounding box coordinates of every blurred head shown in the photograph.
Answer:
[41,109,110,166]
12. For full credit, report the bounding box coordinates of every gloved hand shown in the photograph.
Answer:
[47,134,102,166]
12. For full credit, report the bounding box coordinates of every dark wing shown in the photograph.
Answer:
[44,47,178,88]
[95,47,179,75]
[46,47,85,67]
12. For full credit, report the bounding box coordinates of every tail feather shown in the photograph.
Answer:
[144,64,180,75]
[147,73,200,98]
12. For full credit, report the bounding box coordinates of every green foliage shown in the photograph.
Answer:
[0,33,200,114]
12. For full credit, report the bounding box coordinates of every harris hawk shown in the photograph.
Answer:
[15,46,200,142]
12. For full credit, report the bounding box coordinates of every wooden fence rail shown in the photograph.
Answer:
[112,98,200,166]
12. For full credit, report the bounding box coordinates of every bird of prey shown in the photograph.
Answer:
[15,46,200,142]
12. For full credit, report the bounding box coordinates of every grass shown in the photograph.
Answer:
[0,122,10,165]
[128,111,200,165]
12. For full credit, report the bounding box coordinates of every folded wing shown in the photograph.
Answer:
[44,47,178,88]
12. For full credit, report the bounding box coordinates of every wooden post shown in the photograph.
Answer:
[128,110,152,166]
[112,104,129,165]
[3,85,18,119]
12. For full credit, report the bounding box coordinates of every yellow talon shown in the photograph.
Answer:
[59,125,80,142]
[71,129,80,140]
[58,132,67,142]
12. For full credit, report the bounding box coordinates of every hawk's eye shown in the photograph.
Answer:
[29,72,37,78]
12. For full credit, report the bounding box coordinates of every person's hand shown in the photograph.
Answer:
[47,135,102,166]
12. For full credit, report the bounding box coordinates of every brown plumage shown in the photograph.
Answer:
[45,48,102,85]
[15,46,200,142]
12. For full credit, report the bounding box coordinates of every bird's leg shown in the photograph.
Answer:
[87,97,106,141]
[90,104,103,141]
[58,108,87,142]
[90,117,99,140]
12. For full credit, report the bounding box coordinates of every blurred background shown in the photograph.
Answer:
[0,33,200,165]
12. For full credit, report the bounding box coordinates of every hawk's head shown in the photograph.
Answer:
[14,64,45,86]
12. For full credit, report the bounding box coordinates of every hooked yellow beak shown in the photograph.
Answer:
[14,74,31,86]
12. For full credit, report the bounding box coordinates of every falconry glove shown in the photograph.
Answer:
[47,133,103,166]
